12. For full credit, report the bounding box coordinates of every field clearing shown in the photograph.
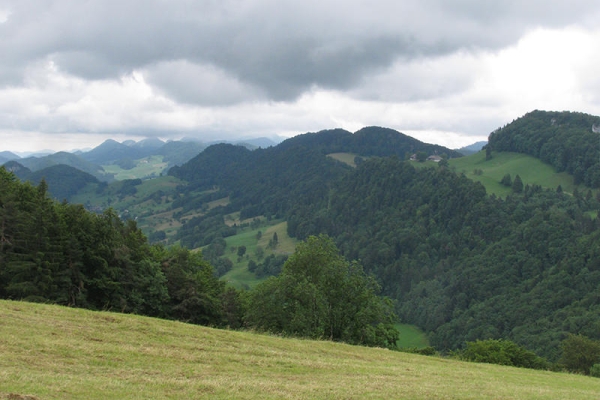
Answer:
[2,300,600,400]
[327,152,360,167]
[220,220,297,289]
[102,155,169,180]
[449,151,582,197]
[258,221,296,255]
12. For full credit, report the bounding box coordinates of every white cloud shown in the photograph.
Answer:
[2,1,600,153]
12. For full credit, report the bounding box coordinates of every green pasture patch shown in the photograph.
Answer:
[218,220,297,289]
[327,152,360,167]
[2,300,600,400]
[449,151,584,197]
[258,221,296,255]
[102,155,169,180]
[395,323,430,349]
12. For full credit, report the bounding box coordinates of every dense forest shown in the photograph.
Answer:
[293,156,600,361]
[169,126,460,248]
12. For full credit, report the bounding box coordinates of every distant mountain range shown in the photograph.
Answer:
[0,151,20,164]
[3,136,283,173]
[456,141,487,155]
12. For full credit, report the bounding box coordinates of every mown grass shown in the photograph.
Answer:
[2,300,600,400]
[449,151,583,197]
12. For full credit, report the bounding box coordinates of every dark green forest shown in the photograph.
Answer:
[294,156,600,361]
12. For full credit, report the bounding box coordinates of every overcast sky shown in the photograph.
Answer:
[1,0,600,153]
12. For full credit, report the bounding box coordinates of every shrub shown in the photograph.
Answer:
[560,334,600,375]
[458,339,547,370]
[590,364,600,378]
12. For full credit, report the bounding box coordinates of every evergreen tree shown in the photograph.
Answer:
[512,174,523,193]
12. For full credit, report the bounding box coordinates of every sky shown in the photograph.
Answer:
[1,0,600,154]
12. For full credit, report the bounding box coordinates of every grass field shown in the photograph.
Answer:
[327,152,360,167]
[221,220,297,289]
[449,151,583,197]
[102,155,169,180]
[2,300,600,400]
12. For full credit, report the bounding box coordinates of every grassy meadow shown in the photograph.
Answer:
[2,300,600,399]
[221,220,297,289]
[102,155,169,180]
[327,152,360,167]
[449,151,581,197]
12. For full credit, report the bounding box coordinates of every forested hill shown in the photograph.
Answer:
[276,126,464,158]
[168,126,461,248]
[487,110,600,186]
[294,156,600,361]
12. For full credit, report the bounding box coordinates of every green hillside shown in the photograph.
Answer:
[449,150,582,197]
[3,300,600,400]
[102,155,170,180]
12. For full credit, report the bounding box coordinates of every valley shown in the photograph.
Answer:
[3,110,600,372]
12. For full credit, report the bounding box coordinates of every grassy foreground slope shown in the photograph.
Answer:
[2,301,600,399]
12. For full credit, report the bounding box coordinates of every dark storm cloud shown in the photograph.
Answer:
[1,0,598,103]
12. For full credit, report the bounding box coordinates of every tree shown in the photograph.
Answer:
[244,235,399,348]
[237,245,246,258]
[254,245,264,260]
[269,232,279,249]
[155,245,226,326]
[500,173,512,187]
[560,334,600,375]
[512,174,523,193]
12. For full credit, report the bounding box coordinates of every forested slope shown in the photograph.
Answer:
[165,116,600,360]
[295,156,600,360]
[487,110,600,186]
[169,126,461,248]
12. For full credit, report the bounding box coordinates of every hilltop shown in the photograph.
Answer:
[2,300,600,400]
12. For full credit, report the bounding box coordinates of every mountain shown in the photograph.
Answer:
[129,137,166,155]
[0,151,20,164]
[169,126,462,248]
[27,164,100,201]
[80,139,143,164]
[457,141,487,155]
[276,126,463,158]
[2,160,32,180]
[14,151,111,182]
[157,140,207,167]
[235,137,280,148]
